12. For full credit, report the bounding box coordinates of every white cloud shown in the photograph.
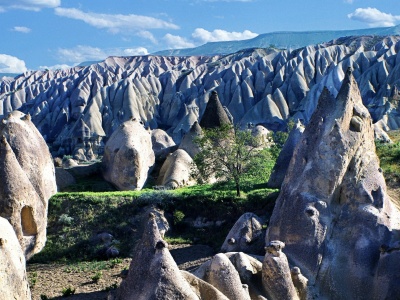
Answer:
[39,64,75,71]
[163,34,195,49]
[56,45,149,64]
[192,28,258,43]
[344,0,354,3]
[123,47,149,56]
[54,7,179,34]
[0,54,27,73]
[348,7,400,27]
[136,30,158,44]
[0,0,60,11]
[12,26,31,33]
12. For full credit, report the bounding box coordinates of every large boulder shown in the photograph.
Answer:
[116,213,199,299]
[151,129,176,160]
[0,217,31,300]
[221,212,264,255]
[156,149,195,189]
[102,118,155,190]
[266,69,400,299]
[0,111,57,259]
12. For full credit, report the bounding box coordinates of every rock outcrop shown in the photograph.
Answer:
[267,120,304,188]
[1,37,400,158]
[156,149,195,189]
[0,217,31,300]
[266,69,400,299]
[102,118,155,190]
[116,213,199,300]
[221,212,264,255]
[0,111,57,259]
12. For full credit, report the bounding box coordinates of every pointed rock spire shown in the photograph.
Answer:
[116,213,199,300]
[200,91,232,129]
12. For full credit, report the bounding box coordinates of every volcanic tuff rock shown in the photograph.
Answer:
[116,213,198,300]
[151,128,176,160]
[267,120,305,188]
[2,36,400,158]
[0,111,57,259]
[179,121,202,158]
[0,217,31,300]
[221,212,264,255]
[102,118,155,190]
[156,149,195,189]
[266,70,400,299]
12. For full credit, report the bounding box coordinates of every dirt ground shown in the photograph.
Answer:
[27,244,214,300]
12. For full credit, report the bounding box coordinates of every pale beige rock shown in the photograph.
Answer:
[102,119,155,190]
[156,149,195,189]
[291,267,308,300]
[151,128,176,160]
[0,217,31,300]
[225,252,267,300]
[0,111,57,259]
[205,253,251,300]
[221,212,264,255]
[262,241,299,300]
[116,213,199,300]
[181,270,229,300]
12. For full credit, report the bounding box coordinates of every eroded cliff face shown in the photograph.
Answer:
[1,36,400,159]
[0,111,57,259]
[266,69,400,299]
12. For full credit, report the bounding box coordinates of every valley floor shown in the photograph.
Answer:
[27,244,214,299]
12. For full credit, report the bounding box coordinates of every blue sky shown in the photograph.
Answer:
[1,0,400,72]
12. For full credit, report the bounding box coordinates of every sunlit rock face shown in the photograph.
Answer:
[102,118,155,191]
[266,70,400,299]
[0,217,31,300]
[0,111,57,259]
[1,36,400,158]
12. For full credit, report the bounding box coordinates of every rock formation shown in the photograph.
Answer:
[151,129,176,160]
[0,111,57,259]
[221,212,264,255]
[200,91,232,129]
[102,118,155,190]
[1,37,399,158]
[156,149,195,189]
[266,69,400,299]
[116,213,200,300]
[0,217,31,300]
[262,241,299,300]
[267,120,304,188]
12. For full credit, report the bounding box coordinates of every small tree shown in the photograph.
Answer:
[192,124,269,197]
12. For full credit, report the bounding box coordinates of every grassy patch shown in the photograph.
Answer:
[30,185,278,263]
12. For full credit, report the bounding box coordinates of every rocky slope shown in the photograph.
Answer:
[1,35,400,160]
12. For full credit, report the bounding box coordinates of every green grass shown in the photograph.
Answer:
[376,135,400,184]
[30,185,278,263]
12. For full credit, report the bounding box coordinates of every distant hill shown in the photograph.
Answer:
[154,25,400,56]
